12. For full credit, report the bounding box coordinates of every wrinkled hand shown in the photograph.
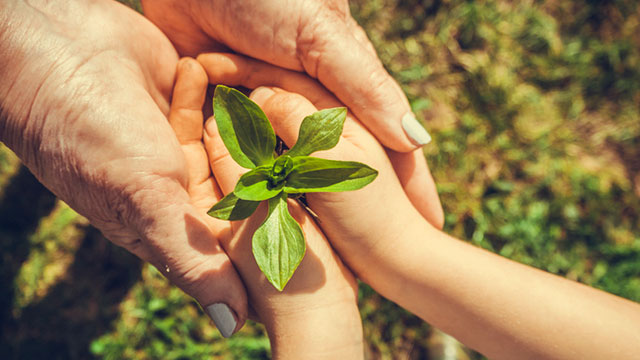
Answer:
[142,0,434,151]
[0,0,247,336]
[169,57,363,358]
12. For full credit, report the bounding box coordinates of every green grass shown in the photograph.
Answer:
[1,0,638,359]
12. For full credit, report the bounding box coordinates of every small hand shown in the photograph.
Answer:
[195,53,443,287]
[169,57,364,358]
[197,53,444,228]
[0,0,246,336]
[142,0,434,151]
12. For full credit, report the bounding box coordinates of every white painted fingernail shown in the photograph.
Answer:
[402,112,432,145]
[206,303,237,338]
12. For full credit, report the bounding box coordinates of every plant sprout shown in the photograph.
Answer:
[207,85,377,290]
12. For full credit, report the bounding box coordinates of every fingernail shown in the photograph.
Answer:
[250,86,275,103]
[206,303,237,338]
[402,112,432,146]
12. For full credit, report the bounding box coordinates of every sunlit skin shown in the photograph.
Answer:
[142,0,431,152]
[194,53,640,360]
[169,58,363,359]
[0,0,248,327]
[0,0,444,337]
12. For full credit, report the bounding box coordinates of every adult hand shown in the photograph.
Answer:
[141,0,434,152]
[169,57,364,358]
[0,0,247,336]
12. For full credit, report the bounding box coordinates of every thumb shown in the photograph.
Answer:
[128,184,248,337]
[297,13,432,151]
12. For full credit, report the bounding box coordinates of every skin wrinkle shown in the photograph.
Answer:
[76,147,185,243]
[172,259,227,301]
[302,8,352,82]
[25,0,95,44]
[122,182,190,256]
[128,49,174,116]
[0,14,49,149]
[0,2,18,93]
[4,0,257,328]
[32,57,133,201]
[295,12,324,79]
[93,2,176,113]
[1,3,104,173]
[270,5,299,67]
[265,287,356,316]
[197,0,230,47]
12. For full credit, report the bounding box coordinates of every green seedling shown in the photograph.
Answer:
[207,85,378,291]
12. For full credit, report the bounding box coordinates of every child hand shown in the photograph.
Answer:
[194,54,640,360]
[196,53,440,291]
[169,57,363,358]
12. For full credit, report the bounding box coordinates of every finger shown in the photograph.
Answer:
[249,87,320,150]
[147,61,248,336]
[251,87,445,228]
[141,0,232,57]
[169,58,225,212]
[202,54,371,151]
[197,53,342,110]
[203,116,247,195]
[199,54,405,158]
[169,58,208,186]
[348,18,379,59]
[200,54,444,227]
[295,17,432,151]
[170,57,207,143]
[386,148,445,229]
[129,181,248,338]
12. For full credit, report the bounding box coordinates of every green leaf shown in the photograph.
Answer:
[234,166,283,201]
[252,194,306,291]
[270,155,294,184]
[286,107,347,157]
[214,85,276,168]
[283,156,378,193]
[207,192,260,220]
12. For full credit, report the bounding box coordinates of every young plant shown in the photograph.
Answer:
[207,85,378,290]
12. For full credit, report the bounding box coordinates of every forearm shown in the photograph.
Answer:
[364,213,640,359]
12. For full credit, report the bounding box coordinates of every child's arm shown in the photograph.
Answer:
[199,53,640,360]
[169,57,364,358]
[366,220,640,360]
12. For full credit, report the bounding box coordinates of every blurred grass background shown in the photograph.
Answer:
[1,0,639,359]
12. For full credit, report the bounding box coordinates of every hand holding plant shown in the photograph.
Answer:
[196,54,640,360]
[0,0,251,340]
[208,86,377,290]
[169,58,363,356]
[197,53,443,286]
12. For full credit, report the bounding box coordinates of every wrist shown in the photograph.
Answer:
[350,205,434,293]
[264,300,364,359]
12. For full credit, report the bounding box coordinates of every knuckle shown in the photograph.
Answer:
[208,147,234,170]
[269,91,308,110]
[164,256,216,300]
[296,10,344,79]
[365,68,394,100]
